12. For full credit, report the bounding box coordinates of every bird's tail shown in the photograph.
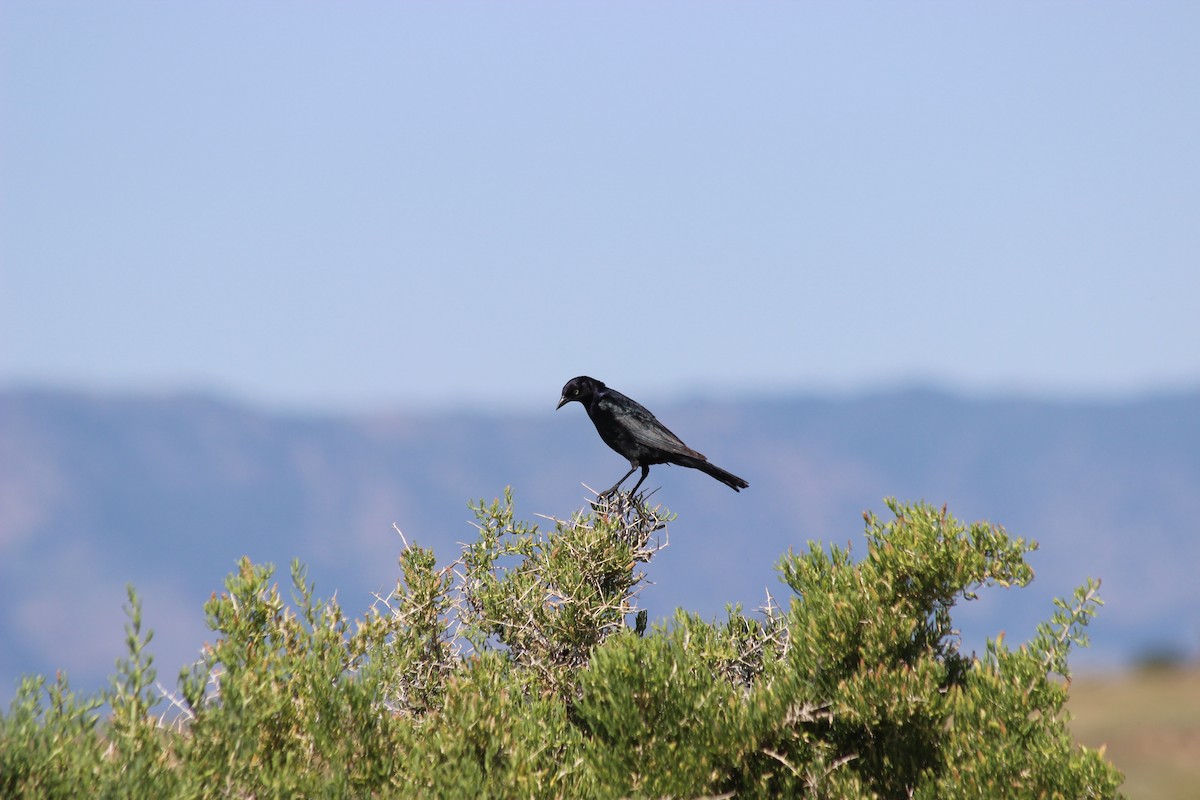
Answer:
[677,455,749,492]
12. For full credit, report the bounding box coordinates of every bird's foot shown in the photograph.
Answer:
[590,487,662,527]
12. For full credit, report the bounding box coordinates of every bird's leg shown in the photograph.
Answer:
[601,465,639,498]
[627,465,650,497]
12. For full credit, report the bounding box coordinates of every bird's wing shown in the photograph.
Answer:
[598,392,705,460]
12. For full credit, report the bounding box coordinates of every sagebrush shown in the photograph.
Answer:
[1,490,1122,798]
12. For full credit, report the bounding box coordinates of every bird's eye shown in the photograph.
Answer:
[572,389,580,396]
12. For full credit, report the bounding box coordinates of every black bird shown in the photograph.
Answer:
[557,376,748,496]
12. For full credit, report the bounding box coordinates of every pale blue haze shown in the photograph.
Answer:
[2,3,1197,411]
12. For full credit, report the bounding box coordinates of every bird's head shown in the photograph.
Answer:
[557,376,603,409]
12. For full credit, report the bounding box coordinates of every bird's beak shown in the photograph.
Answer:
[556,395,568,410]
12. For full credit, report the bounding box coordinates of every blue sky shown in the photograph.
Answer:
[2,3,1197,412]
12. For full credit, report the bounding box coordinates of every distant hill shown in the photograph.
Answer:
[1,387,1197,703]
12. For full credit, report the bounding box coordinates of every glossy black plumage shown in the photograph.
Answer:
[556,376,748,496]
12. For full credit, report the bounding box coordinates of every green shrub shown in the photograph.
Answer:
[0,491,1122,798]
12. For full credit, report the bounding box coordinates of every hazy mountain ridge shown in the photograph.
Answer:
[2,387,1197,703]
